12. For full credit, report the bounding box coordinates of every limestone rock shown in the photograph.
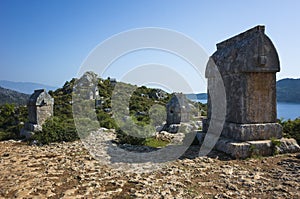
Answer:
[0,139,300,198]
[276,138,300,154]
[213,137,300,159]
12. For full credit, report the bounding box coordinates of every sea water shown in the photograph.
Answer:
[277,102,300,120]
[195,100,300,120]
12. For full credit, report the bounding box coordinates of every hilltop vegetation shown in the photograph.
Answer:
[32,73,176,145]
[0,74,174,144]
[7,73,300,146]
[1,74,299,146]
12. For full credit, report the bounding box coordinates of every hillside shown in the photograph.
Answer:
[0,80,57,94]
[0,86,29,105]
[277,78,300,103]
[27,71,175,144]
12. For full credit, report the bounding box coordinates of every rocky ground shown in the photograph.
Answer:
[0,137,300,199]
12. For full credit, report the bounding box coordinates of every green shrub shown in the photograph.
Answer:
[0,75,174,145]
[149,104,166,127]
[270,137,281,155]
[116,129,146,145]
[144,137,169,148]
[279,118,300,144]
[74,117,99,138]
[32,117,78,144]
[0,104,28,141]
[116,119,156,145]
[96,110,118,129]
[0,131,14,140]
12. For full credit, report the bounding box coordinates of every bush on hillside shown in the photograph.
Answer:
[96,109,118,129]
[0,104,27,141]
[31,117,78,144]
[280,118,300,144]
[116,118,156,145]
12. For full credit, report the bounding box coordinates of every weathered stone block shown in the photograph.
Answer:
[201,25,300,158]
[275,138,300,154]
[205,25,280,128]
[166,94,192,125]
[203,120,282,142]
[222,122,282,141]
[21,89,54,139]
[28,89,54,125]
[214,138,251,159]
[213,137,300,159]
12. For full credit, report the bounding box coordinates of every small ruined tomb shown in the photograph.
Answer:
[166,94,191,125]
[21,89,54,138]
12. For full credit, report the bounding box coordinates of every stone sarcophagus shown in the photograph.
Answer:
[20,89,54,139]
[202,26,300,158]
[166,94,191,125]
[28,89,54,126]
[207,25,282,141]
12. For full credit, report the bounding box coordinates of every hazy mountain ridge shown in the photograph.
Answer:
[0,80,57,94]
[277,78,300,103]
[0,86,29,105]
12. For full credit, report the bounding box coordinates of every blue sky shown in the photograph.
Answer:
[0,0,299,93]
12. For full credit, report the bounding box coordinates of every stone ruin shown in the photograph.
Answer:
[166,93,191,125]
[20,89,54,139]
[160,93,201,134]
[201,25,300,158]
[74,71,99,100]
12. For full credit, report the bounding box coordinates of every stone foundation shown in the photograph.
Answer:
[197,132,300,159]
[203,119,282,141]
[222,122,282,141]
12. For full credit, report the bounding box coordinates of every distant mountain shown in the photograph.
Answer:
[277,78,300,103]
[0,80,57,94]
[0,86,30,105]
